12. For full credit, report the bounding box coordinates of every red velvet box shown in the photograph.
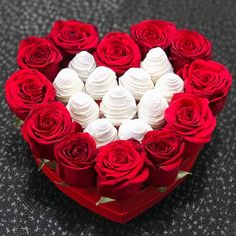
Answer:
[34,150,200,223]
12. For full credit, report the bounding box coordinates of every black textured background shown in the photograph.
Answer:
[0,0,235,235]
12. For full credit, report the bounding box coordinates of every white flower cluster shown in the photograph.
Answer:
[53,47,184,147]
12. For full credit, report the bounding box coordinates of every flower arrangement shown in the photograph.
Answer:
[5,19,232,223]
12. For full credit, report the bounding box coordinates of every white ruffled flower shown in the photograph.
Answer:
[100,86,137,126]
[138,89,168,129]
[141,47,173,83]
[66,92,99,128]
[85,66,117,100]
[69,51,96,82]
[119,68,154,100]
[118,119,152,141]
[84,118,117,147]
[155,72,184,103]
[53,68,84,103]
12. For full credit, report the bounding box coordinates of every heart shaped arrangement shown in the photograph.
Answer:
[5,20,232,223]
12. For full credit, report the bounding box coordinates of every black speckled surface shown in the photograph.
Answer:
[0,0,235,235]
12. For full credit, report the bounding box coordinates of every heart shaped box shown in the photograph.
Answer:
[6,19,232,224]
[34,149,200,223]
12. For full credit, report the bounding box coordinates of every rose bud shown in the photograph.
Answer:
[54,132,97,187]
[5,69,55,120]
[95,140,149,200]
[94,32,141,75]
[170,29,212,71]
[142,130,185,187]
[164,93,216,158]
[21,102,76,160]
[130,20,177,58]
[17,37,62,82]
[178,59,232,115]
[49,20,99,67]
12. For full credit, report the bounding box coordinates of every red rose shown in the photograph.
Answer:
[95,140,149,200]
[178,59,232,115]
[5,69,55,120]
[17,36,62,82]
[164,93,216,158]
[21,102,76,160]
[49,20,99,66]
[130,20,177,58]
[54,132,97,187]
[94,32,141,75]
[170,29,212,71]
[142,130,185,187]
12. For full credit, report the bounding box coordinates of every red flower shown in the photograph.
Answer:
[54,132,97,187]
[142,130,185,187]
[170,29,212,71]
[178,59,232,115]
[17,37,62,81]
[49,20,99,66]
[164,93,216,158]
[5,69,55,120]
[95,140,149,200]
[130,19,177,58]
[21,102,76,160]
[94,32,141,75]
